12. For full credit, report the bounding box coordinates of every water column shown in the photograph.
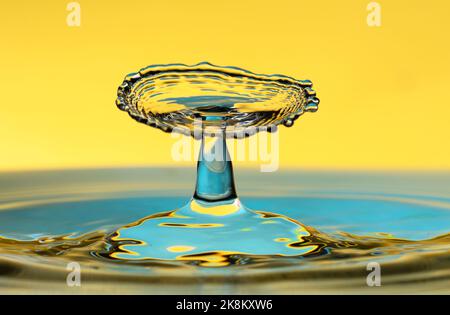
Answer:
[194,127,237,202]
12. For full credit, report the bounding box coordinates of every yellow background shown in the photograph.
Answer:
[1,0,449,171]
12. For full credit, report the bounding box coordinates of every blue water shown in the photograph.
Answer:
[0,168,449,293]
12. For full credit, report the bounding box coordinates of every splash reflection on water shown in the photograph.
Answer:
[0,168,449,294]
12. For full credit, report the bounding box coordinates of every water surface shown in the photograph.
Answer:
[0,168,449,294]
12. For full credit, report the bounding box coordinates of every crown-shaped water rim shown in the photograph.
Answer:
[116,62,319,138]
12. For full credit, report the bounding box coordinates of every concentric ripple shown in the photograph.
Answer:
[0,169,449,294]
[116,62,319,136]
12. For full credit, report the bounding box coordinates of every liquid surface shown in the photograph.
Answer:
[116,62,319,136]
[0,168,449,294]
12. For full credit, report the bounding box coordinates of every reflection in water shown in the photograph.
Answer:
[101,200,323,266]
[0,169,449,293]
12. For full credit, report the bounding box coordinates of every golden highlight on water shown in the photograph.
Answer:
[0,63,448,294]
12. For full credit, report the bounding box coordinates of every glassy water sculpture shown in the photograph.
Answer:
[111,62,323,264]
[1,63,449,293]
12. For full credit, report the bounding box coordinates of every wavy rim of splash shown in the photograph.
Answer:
[116,62,320,136]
